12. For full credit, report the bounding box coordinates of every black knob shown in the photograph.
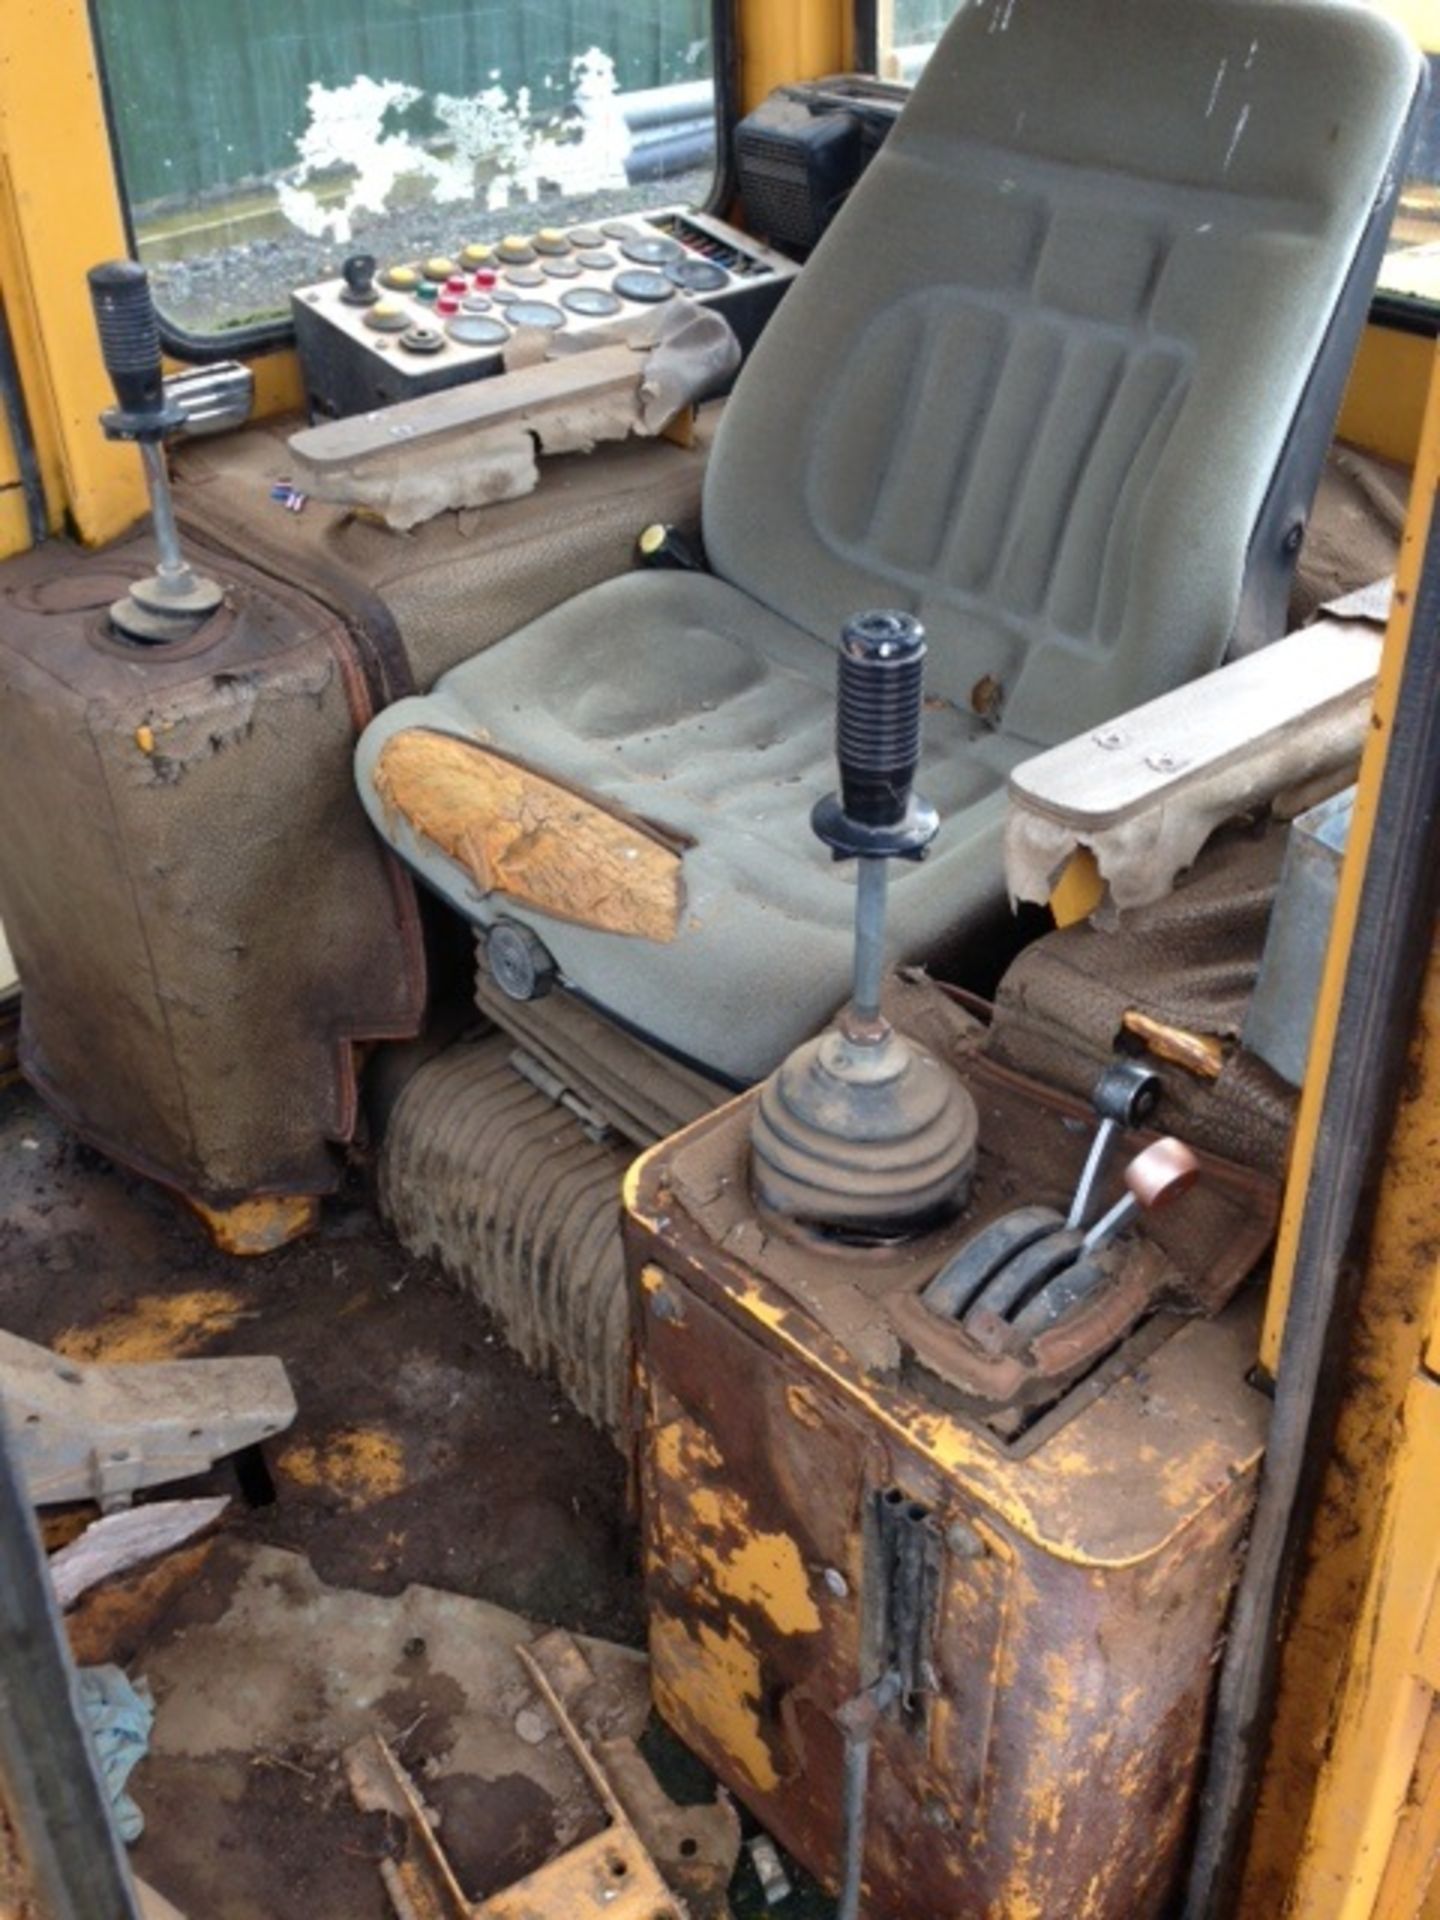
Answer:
[87,260,166,426]
[835,610,926,829]
[1092,1061,1163,1128]
[340,252,378,302]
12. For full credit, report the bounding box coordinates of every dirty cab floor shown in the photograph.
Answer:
[0,1080,827,1918]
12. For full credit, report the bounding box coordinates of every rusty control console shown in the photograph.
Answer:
[624,613,1279,1917]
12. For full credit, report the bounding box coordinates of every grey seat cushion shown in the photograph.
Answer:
[357,0,1419,1081]
[357,571,1027,1079]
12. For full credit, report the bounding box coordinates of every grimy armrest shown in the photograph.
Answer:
[289,343,645,477]
[1005,602,1385,916]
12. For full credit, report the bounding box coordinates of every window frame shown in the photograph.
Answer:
[87,0,741,363]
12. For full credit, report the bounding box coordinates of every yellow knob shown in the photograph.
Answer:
[639,524,667,556]
[538,226,567,245]
[501,233,529,252]
[461,243,495,267]
[423,256,456,281]
[382,265,419,290]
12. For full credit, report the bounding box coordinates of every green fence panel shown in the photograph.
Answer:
[94,0,713,209]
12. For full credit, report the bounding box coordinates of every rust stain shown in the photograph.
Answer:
[279,1425,407,1509]
[187,1192,319,1256]
[54,1287,248,1363]
[374,730,685,942]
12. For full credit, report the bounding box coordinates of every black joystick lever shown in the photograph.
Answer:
[749,610,978,1238]
[813,611,941,1036]
[88,260,222,643]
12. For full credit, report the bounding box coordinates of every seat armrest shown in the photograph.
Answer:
[1005,594,1386,916]
[290,344,647,477]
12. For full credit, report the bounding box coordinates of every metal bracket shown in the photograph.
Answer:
[0,1328,296,1510]
[350,1629,741,1920]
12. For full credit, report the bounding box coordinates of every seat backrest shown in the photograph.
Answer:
[702,0,1421,747]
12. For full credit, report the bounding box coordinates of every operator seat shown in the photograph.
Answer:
[357,0,1422,1084]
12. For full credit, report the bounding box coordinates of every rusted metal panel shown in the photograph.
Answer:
[626,1077,1271,1919]
[0,531,426,1204]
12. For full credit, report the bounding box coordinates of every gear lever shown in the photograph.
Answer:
[749,612,978,1237]
[1065,1061,1162,1230]
[87,260,222,643]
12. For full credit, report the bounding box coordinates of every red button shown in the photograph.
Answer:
[473,268,498,289]
[445,275,467,294]
[436,294,460,315]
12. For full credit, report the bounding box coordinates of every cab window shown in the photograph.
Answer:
[871,0,1439,319]
[91,0,721,341]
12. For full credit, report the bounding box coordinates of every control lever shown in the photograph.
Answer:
[339,253,379,305]
[1080,1136,1199,1256]
[88,260,222,643]
[922,1135,1201,1343]
[749,611,978,1237]
[1065,1061,1162,1229]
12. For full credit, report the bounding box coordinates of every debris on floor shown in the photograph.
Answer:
[349,1626,740,1920]
[49,1498,230,1610]
[77,1664,155,1843]
[748,1835,793,1908]
[124,1540,658,1918]
[1,1320,295,1509]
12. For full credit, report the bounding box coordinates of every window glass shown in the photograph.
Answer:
[874,0,1438,316]
[92,1,719,337]
[874,0,962,81]
[1379,49,1440,309]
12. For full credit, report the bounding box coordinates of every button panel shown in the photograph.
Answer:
[292,205,801,418]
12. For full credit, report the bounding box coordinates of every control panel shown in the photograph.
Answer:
[291,207,800,420]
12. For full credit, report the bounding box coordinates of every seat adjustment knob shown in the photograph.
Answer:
[484,918,558,1002]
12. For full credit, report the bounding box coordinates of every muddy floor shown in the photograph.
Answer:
[0,1080,830,1918]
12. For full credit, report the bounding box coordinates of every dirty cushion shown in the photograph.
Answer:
[358,571,1026,1079]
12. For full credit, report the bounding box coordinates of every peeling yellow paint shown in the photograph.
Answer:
[54,1288,248,1363]
[654,1417,722,1481]
[785,1383,826,1430]
[279,1425,406,1509]
[655,1417,821,1638]
[652,1613,780,1793]
[686,1487,822,1636]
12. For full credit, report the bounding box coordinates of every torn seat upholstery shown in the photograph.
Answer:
[357,0,1421,1082]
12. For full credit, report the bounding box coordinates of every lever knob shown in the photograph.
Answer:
[340,252,379,303]
[87,260,167,431]
[836,611,926,829]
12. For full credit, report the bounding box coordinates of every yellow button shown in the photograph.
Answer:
[382,265,420,290]
[501,234,529,252]
[461,243,495,267]
[639,523,666,555]
[538,227,567,245]
[423,256,456,281]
